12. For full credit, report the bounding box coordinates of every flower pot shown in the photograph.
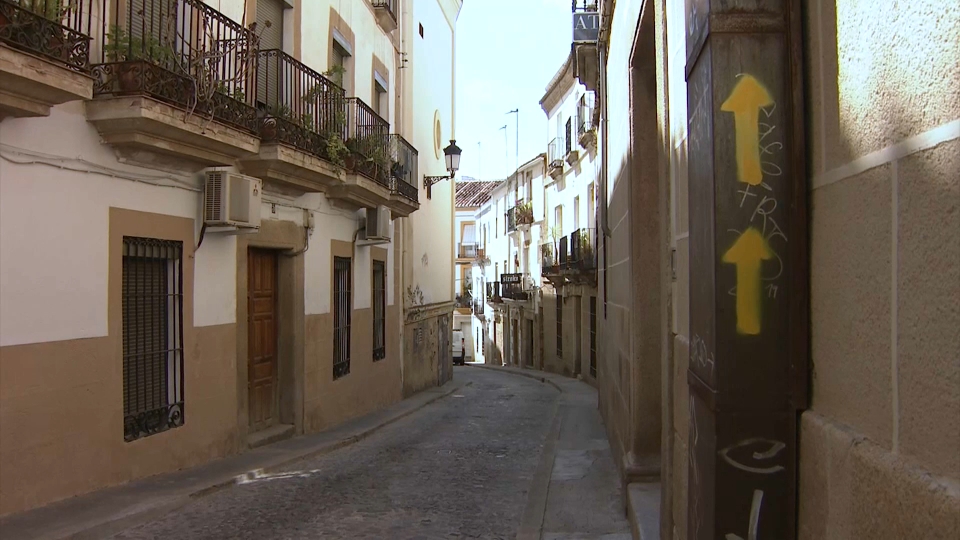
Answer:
[344,152,358,171]
[116,62,140,93]
[260,117,278,140]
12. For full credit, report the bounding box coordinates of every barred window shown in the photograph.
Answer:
[556,294,563,357]
[373,260,386,361]
[334,256,352,379]
[122,237,184,442]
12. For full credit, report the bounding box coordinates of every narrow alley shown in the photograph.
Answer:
[0,368,632,540]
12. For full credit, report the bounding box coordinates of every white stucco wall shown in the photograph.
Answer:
[405,0,456,307]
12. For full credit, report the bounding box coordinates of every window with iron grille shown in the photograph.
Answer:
[556,294,563,357]
[334,256,352,378]
[373,260,386,361]
[122,237,184,442]
[590,296,597,378]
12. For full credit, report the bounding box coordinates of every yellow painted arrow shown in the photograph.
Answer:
[722,228,774,335]
[721,75,774,186]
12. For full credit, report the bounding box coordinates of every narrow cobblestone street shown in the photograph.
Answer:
[112,368,559,539]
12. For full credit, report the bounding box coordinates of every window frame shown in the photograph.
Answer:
[333,256,352,379]
[372,259,386,361]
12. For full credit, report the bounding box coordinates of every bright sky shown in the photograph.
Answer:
[455,0,571,181]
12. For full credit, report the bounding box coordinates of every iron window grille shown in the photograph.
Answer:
[556,294,563,357]
[122,236,184,442]
[590,296,597,378]
[373,260,386,361]
[334,256,352,378]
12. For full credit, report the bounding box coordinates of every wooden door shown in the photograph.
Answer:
[248,248,278,431]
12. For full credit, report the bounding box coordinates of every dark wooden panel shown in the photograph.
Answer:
[248,248,278,431]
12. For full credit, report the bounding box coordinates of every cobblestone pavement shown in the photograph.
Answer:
[112,367,559,540]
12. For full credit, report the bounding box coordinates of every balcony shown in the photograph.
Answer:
[486,281,501,304]
[327,97,392,209]
[473,246,488,265]
[371,0,398,32]
[500,273,529,301]
[458,242,478,260]
[86,0,260,170]
[454,293,473,314]
[0,0,94,118]
[238,49,345,191]
[568,227,597,283]
[473,298,485,318]
[577,92,597,148]
[507,200,533,234]
[547,137,564,179]
[387,133,419,216]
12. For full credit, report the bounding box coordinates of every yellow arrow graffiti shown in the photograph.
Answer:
[721,75,774,186]
[722,228,773,335]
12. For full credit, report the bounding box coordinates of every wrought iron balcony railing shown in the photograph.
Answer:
[345,97,390,187]
[0,0,93,71]
[548,137,564,169]
[473,299,484,317]
[487,281,501,303]
[570,227,597,269]
[92,0,259,133]
[541,242,557,275]
[256,49,346,161]
[500,273,528,301]
[578,92,595,138]
[458,243,478,259]
[389,133,418,202]
[507,200,533,233]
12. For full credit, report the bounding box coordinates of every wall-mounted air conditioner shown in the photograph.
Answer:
[361,205,392,243]
[203,171,261,229]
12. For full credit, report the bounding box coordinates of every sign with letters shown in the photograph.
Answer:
[573,12,599,42]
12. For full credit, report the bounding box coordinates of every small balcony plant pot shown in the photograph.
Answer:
[260,117,279,141]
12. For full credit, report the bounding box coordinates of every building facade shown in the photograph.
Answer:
[452,178,499,362]
[588,0,959,539]
[0,0,461,516]
[539,53,599,382]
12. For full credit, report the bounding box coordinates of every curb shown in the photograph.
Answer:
[26,380,468,540]
[466,364,565,393]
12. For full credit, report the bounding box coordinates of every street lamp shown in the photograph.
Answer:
[425,139,463,199]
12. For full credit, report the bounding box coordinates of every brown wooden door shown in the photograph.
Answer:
[248,248,278,432]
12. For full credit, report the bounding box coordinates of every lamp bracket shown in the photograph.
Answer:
[423,174,453,188]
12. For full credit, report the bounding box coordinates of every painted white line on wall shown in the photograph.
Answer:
[812,120,960,190]
[891,160,900,454]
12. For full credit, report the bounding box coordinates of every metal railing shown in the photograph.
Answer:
[487,281,501,302]
[0,0,93,71]
[458,243,478,258]
[558,235,569,267]
[541,242,557,274]
[570,227,597,269]
[389,133,418,201]
[473,298,484,316]
[92,0,259,133]
[578,92,594,138]
[508,200,533,232]
[500,273,528,301]
[565,117,574,155]
[345,97,390,187]
[371,0,397,21]
[548,137,564,168]
[256,49,346,160]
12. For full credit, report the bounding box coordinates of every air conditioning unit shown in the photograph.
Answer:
[362,205,392,243]
[203,171,261,229]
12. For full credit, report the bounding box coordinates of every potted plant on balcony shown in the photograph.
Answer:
[516,200,534,225]
[104,25,176,93]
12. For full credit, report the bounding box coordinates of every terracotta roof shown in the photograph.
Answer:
[455,179,502,208]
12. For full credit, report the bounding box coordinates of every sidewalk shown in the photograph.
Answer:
[468,364,634,540]
[0,379,467,540]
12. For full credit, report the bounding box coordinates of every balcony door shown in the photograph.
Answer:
[256,0,287,109]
